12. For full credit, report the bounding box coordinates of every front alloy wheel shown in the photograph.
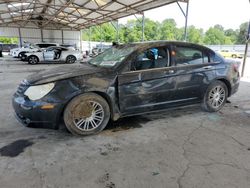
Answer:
[63,93,110,135]
[73,101,104,131]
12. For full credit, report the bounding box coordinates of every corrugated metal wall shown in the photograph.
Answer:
[0,27,81,49]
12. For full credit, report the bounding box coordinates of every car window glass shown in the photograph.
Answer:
[133,47,169,71]
[175,47,208,66]
[88,45,136,67]
[46,47,54,52]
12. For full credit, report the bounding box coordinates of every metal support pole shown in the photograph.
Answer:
[241,42,249,77]
[61,30,64,44]
[88,28,91,52]
[111,20,119,43]
[241,20,250,77]
[100,26,103,51]
[142,13,145,41]
[116,20,119,43]
[79,30,82,52]
[177,0,190,41]
[184,0,189,41]
[41,29,44,42]
[18,27,22,47]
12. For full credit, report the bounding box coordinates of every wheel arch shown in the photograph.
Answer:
[66,54,76,59]
[57,90,117,129]
[28,55,40,62]
[216,78,232,97]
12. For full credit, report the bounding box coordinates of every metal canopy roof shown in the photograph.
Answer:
[0,0,187,30]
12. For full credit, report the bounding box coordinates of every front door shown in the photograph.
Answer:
[118,46,178,114]
[43,48,55,61]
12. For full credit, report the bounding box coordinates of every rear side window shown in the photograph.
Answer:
[175,46,209,66]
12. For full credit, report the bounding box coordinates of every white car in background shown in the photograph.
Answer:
[10,43,59,58]
[25,46,82,64]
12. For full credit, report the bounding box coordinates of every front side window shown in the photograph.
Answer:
[45,47,55,52]
[88,45,136,68]
[132,47,169,71]
[175,47,209,66]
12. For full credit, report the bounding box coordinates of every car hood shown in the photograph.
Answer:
[26,64,103,85]
[11,47,20,51]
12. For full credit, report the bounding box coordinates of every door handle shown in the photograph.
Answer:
[203,66,213,69]
[169,70,175,74]
[164,69,175,74]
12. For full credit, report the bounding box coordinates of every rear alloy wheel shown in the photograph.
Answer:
[66,55,76,64]
[202,81,228,112]
[63,93,110,135]
[232,54,237,58]
[28,56,39,64]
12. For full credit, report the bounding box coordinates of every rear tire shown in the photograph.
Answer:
[66,55,76,64]
[232,54,237,58]
[63,93,110,136]
[28,56,39,64]
[201,80,228,112]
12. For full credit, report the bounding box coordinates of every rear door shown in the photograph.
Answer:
[171,45,216,102]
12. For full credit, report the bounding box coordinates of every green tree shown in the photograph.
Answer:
[0,37,18,44]
[159,19,178,40]
[225,28,238,44]
[204,26,226,44]
[214,24,224,32]
[186,25,203,44]
[80,19,248,45]
[81,23,116,42]
[236,22,249,44]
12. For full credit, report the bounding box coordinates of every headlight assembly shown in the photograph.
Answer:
[24,83,55,100]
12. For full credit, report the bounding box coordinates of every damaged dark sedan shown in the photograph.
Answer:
[12,41,240,135]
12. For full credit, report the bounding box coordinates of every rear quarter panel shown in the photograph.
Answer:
[212,60,240,96]
[61,50,81,61]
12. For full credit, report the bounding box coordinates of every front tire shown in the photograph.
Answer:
[28,56,39,64]
[63,93,110,136]
[66,55,76,64]
[18,52,25,58]
[202,80,228,112]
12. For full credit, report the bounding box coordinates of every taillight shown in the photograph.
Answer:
[233,63,239,72]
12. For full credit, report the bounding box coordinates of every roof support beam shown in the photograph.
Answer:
[18,27,22,47]
[0,0,187,30]
[133,13,145,41]
[142,13,145,41]
[176,0,190,41]
[111,20,119,43]
[241,20,250,77]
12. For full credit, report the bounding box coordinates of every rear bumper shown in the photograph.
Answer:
[230,81,240,96]
[229,73,240,96]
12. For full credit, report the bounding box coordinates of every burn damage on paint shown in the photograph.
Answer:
[12,41,240,129]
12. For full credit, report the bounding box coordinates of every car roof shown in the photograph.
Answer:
[118,41,213,52]
[47,46,68,50]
